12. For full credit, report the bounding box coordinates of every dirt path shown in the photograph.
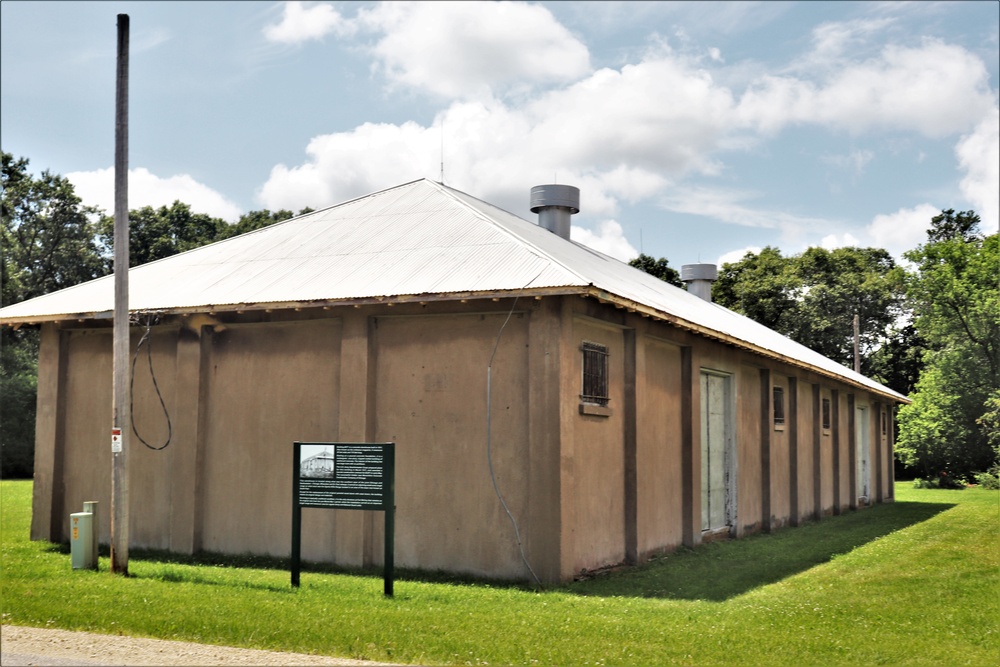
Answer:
[0,625,403,666]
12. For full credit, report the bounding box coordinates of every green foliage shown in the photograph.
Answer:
[98,201,227,267]
[911,472,967,489]
[2,152,108,479]
[898,211,999,480]
[217,208,297,239]
[628,253,682,287]
[2,152,107,305]
[713,245,907,386]
[0,329,38,478]
[972,467,1000,490]
[3,480,998,666]
[714,246,798,332]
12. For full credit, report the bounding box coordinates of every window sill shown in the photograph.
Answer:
[774,423,785,432]
[579,403,613,418]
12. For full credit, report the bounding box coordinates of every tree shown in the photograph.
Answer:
[2,152,107,478]
[789,246,905,376]
[2,152,106,304]
[713,246,799,333]
[713,245,906,383]
[98,201,227,268]
[628,254,682,287]
[217,207,300,239]
[896,211,999,478]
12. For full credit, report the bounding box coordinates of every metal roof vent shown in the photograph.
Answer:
[530,184,580,240]
[681,263,718,302]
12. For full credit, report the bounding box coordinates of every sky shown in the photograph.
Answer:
[2,1,998,268]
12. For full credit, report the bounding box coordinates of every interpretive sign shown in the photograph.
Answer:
[291,442,395,596]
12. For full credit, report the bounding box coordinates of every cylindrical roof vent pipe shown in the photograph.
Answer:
[681,263,718,302]
[530,184,580,240]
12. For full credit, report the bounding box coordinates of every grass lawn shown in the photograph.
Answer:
[2,480,997,666]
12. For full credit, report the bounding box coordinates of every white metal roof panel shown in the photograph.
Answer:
[0,178,904,400]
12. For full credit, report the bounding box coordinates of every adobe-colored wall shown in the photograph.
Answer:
[560,313,627,576]
[373,311,533,579]
[30,294,900,584]
[635,336,684,557]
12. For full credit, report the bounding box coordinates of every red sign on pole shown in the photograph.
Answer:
[111,428,122,453]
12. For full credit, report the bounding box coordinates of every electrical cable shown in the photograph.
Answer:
[130,314,173,450]
[487,291,543,589]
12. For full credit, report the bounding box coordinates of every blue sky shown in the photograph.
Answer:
[2,1,997,267]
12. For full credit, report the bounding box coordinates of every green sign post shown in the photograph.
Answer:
[291,442,395,596]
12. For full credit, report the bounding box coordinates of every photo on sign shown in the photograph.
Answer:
[299,444,336,479]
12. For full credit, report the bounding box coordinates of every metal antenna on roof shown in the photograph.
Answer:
[439,118,445,185]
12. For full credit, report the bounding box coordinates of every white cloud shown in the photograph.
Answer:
[67,167,243,222]
[822,148,875,176]
[717,246,762,267]
[263,1,353,44]
[739,39,995,138]
[867,203,940,258]
[571,219,638,262]
[819,232,861,249]
[358,1,590,99]
[955,109,1000,233]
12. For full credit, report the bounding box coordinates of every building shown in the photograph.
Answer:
[0,179,907,583]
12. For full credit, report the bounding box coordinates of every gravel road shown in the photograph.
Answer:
[0,625,403,666]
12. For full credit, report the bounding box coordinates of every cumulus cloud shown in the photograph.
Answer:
[717,246,763,267]
[955,110,1000,233]
[867,203,940,259]
[255,5,997,263]
[263,1,353,44]
[571,220,638,262]
[739,39,994,138]
[67,167,243,222]
[358,1,590,99]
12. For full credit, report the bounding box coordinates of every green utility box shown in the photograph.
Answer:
[70,511,96,570]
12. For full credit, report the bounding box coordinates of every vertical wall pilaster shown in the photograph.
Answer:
[847,393,857,511]
[339,311,374,567]
[31,323,66,542]
[759,368,772,532]
[527,298,563,583]
[680,346,696,547]
[831,389,841,515]
[788,376,799,526]
[623,328,638,564]
[168,328,208,553]
[812,383,822,521]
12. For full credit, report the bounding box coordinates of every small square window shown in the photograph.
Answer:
[581,342,609,407]
[822,397,831,431]
[773,386,785,426]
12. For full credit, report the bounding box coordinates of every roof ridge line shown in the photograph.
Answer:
[426,180,593,288]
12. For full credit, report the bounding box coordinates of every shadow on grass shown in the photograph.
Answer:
[39,500,953,602]
[566,500,954,601]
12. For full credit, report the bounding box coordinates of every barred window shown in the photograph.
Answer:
[581,342,610,407]
[773,386,785,426]
[822,397,831,430]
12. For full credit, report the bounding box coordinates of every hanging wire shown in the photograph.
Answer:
[130,314,172,450]
[487,288,543,589]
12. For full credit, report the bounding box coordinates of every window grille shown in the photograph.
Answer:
[581,342,610,407]
[773,386,785,426]
[822,397,831,430]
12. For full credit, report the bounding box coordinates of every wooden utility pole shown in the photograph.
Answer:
[853,313,860,374]
[111,13,130,575]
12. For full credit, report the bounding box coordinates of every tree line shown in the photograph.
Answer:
[630,208,998,485]
[3,151,998,484]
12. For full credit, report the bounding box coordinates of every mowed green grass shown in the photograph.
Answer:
[2,479,997,666]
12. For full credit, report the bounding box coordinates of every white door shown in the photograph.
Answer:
[701,372,732,532]
[856,406,871,502]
